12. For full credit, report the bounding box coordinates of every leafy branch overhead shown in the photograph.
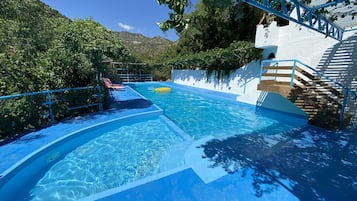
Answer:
[157,0,190,32]
[157,0,234,32]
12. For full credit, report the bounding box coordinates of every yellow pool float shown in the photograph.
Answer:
[154,87,171,93]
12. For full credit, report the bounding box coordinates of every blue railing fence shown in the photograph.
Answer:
[259,59,357,128]
[0,86,103,138]
[243,0,345,40]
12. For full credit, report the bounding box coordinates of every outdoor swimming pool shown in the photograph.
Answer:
[0,82,310,201]
[132,83,307,139]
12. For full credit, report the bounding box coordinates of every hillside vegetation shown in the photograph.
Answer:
[0,0,132,96]
[115,32,173,62]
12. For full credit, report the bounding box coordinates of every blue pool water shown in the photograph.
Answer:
[4,115,183,201]
[132,83,307,139]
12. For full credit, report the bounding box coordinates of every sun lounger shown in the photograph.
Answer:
[103,78,125,90]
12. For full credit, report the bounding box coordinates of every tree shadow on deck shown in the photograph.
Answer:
[199,126,357,201]
[107,98,154,110]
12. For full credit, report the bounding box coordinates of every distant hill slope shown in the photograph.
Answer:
[114,31,173,61]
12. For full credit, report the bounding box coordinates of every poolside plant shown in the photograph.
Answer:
[1,96,38,138]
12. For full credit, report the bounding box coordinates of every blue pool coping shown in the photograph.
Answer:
[1,82,356,201]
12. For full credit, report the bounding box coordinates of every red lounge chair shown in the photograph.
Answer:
[103,78,125,90]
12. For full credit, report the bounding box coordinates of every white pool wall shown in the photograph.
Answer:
[171,60,261,96]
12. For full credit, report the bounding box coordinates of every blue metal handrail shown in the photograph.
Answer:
[0,86,99,100]
[260,59,357,128]
[0,86,103,124]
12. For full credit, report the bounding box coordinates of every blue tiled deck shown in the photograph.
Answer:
[92,167,297,201]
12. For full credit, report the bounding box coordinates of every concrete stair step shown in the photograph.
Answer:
[259,80,291,85]
[319,62,352,66]
[257,82,292,97]
[263,66,293,70]
[323,50,353,54]
[262,73,292,77]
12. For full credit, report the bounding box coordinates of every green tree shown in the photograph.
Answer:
[175,1,263,54]
[0,0,71,94]
[154,0,264,81]
[0,1,134,94]
[42,18,135,88]
[157,0,341,34]
[49,19,133,87]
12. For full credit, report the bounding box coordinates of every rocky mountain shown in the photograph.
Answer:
[114,31,174,61]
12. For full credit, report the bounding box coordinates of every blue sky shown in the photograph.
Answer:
[42,0,198,41]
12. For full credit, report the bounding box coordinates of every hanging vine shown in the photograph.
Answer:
[165,41,262,80]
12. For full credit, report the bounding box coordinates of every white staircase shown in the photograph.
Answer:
[316,33,357,126]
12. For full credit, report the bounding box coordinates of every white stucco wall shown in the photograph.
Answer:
[275,23,339,67]
[255,21,279,49]
[172,61,261,96]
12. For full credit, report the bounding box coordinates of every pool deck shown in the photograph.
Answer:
[1,83,357,201]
